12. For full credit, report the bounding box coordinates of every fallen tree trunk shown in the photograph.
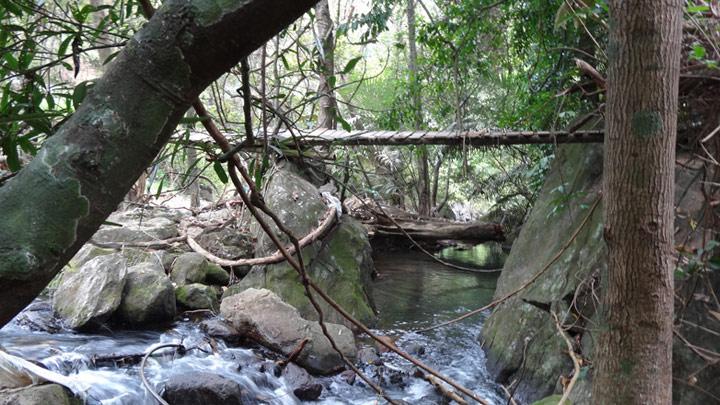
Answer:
[370,218,505,243]
[0,0,319,328]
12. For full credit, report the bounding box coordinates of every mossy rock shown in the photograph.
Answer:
[225,216,376,327]
[481,144,605,402]
[204,263,229,286]
[226,166,376,327]
[52,254,128,330]
[176,283,219,311]
[116,263,176,326]
[171,253,207,284]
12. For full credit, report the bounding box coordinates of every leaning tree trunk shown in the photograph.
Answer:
[315,0,336,129]
[0,0,319,328]
[592,0,682,403]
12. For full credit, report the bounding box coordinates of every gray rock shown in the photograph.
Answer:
[10,301,62,333]
[220,288,357,374]
[93,216,178,244]
[194,227,254,261]
[357,347,381,365]
[116,263,176,326]
[170,253,209,285]
[200,319,241,345]
[282,363,323,401]
[53,254,127,329]
[68,245,116,270]
[176,283,219,311]
[204,263,230,286]
[161,372,245,405]
[0,384,80,405]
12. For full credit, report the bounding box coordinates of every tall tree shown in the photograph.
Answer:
[0,0,319,328]
[315,0,337,129]
[592,0,682,403]
[406,0,431,217]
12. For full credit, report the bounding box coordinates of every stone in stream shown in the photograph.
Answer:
[200,319,241,345]
[220,288,357,375]
[223,166,376,329]
[281,363,323,401]
[175,283,220,311]
[52,254,127,329]
[115,262,176,326]
[170,252,229,286]
[162,372,246,405]
[0,384,80,405]
[356,347,381,365]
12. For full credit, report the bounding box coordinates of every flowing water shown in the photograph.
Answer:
[0,245,505,404]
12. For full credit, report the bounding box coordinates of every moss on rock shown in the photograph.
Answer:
[176,283,219,311]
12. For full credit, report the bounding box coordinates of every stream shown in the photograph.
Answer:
[0,245,506,404]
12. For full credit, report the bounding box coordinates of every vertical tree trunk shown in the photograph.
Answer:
[186,147,201,209]
[406,0,431,217]
[592,0,682,403]
[315,0,336,129]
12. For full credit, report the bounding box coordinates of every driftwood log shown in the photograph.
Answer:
[345,197,504,245]
[370,218,505,243]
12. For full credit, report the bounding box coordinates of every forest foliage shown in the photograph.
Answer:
[0,0,717,229]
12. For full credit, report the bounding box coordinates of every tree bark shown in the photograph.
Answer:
[592,0,682,403]
[406,0,431,217]
[0,0,319,328]
[315,0,336,129]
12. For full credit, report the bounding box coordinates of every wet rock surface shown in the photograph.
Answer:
[162,372,246,405]
[116,263,176,326]
[53,254,128,330]
[176,283,220,312]
[220,288,356,374]
[0,384,80,405]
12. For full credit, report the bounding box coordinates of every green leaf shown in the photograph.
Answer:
[341,56,362,74]
[1,140,20,171]
[102,220,124,227]
[213,161,228,184]
[336,113,351,131]
[58,35,75,58]
[0,0,24,17]
[691,44,706,60]
[328,75,337,89]
[179,116,209,124]
[687,5,709,13]
[280,54,290,70]
[72,81,94,109]
[155,175,166,199]
[102,50,120,65]
[3,53,19,71]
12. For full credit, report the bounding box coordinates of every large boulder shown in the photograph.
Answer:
[220,288,357,374]
[115,263,176,326]
[162,372,246,405]
[481,144,720,404]
[53,254,127,329]
[224,166,376,327]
